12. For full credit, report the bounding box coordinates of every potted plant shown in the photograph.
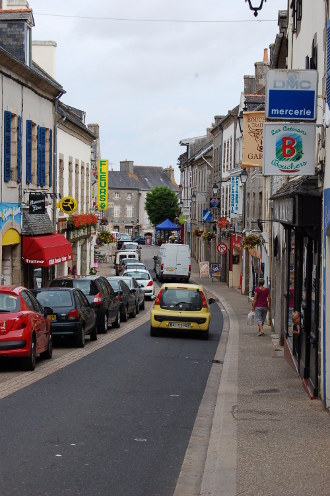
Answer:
[241,233,261,249]
[194,228,203,237]
[202,231,216,242]
[96,231,116,246]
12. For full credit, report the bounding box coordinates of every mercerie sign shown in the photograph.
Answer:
[98,160,108,211]
[266,70,317,121]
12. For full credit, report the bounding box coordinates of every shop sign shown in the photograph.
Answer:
[231,234,242,251]
[263,123,316,176]
[29,193,45,214]
[273,198,294,224]
[266,69,317,121]
[242,111,265,168]
[98,159,108,210]
[199,261,210,277]
[230,177,239,218]
[0,203,21,230]
[59,196,78,214]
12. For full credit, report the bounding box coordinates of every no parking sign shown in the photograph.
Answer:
[217,242,228,255]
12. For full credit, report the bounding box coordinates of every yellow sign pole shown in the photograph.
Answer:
[98,160,108,210]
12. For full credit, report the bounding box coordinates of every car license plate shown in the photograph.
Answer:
[165,268,174,272]
[169,322,190,329]
[48,315,57,321]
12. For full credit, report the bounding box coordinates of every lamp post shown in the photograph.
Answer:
[240,168,248,294]
[245,0,266,17]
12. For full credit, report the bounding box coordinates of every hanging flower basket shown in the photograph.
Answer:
[193,228,203,237]
[202,231,216,242]
[96,231,116,245]
[67,213,98,231]
[241,234,261,249]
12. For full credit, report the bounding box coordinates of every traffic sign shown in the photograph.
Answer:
[203,209,212,222]
[59,196,77,214]
[217,242,228,255]
[210,198,219,208]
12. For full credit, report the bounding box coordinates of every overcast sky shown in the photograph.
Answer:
[30,0,287,182]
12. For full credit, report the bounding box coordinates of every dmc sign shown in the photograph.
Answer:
[266,70,317,121]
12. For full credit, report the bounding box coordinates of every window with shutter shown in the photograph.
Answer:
[17,116,22,183]
[39,127,46,186]
[4,111,11,182]
[49,129,52,187]
[26,120,32,184]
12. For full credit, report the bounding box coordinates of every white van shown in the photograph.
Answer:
[154,244,191,282]
[115,251,139,275]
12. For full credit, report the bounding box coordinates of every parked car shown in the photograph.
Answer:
[150,283,215,339]
[121,241,141,254]
[0,285,52,370]
[122,269,155,299]
[120,276,145,312]
[117,233,132,250]
[133,236,146,245]
[124,262,148,272]
[31,287,97,347]
[50,276,120,332]
[154,244,191,282]
[115,251,139,275]
[107,277,137,321]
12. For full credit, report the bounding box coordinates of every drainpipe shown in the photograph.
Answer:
[53,94,64,229]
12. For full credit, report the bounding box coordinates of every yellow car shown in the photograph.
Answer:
[150,283,215,340]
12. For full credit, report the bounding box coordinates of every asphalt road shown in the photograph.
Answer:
[0,306,223,496]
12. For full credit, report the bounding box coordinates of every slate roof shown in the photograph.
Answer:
[22,213,55,236]
[57,102,96,138]
[271,176,322,200]
[108,166,178,192]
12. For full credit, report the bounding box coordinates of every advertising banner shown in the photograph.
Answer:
[263,122,316,176]
[98,160,108,210]
[230,177,239,218]
[242,111,265,168]
[199,261,210,277]
[0,203,21,230]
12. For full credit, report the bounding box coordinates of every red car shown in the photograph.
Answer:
[0,286,52,370]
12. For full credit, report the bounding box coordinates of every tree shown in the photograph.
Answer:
[145,186,179,226]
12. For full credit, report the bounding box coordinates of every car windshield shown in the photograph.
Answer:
[35,290,73,308]
[126,264,145,271]
[0,293,20,312]
[123,244,137,250]
[125,272,150,280]
[108,279,120,291]
[160,289,202,311]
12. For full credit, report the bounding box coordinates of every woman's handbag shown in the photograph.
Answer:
[247,310,256,326]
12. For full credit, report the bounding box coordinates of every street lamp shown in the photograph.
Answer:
[191,192,196,203]
[212,183,219,197]
[245,0,266,17]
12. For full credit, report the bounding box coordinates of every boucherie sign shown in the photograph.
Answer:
[263,122,316,176]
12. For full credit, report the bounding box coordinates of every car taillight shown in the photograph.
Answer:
[147,280,153,286]
[189,265,191,271]
[68,309,79,320]
[117,295,123,301]
[11,318,27,331]
[201,292,208,308]
[161,263,164,270]
[94,292,103,305]
[154,289,163,305]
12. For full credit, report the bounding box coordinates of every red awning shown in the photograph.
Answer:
[22,233,73,267]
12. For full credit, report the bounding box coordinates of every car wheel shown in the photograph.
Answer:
[113,311,121,328]
[140,298,145,310]
[90,324,97,341]
[129,305,136,318]
[121,306,128,322]
[76,327,86,348]
[98,313,108,334]
[25,337,36,371]
[136,301,140,314]
[41,334,53,359]
[150,326,159,337]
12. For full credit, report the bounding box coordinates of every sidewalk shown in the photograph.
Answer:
[189,262,330,496]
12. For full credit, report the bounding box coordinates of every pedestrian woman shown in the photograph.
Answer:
[251,278,270,336]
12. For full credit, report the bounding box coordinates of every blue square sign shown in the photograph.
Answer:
[203,209,212,222]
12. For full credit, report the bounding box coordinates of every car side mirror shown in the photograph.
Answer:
[44,306,53,316]
[153,256,157,260]
[131,288,136,293]
[208,297,216,305]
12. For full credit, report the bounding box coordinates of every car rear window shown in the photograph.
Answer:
[108,279,120,291]
[35,290,73,308]
[0,293,20,312]
[160,289,202,311]
[72,280,96,296]
[125,272,149,280]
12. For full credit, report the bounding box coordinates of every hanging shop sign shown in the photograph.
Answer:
[59,196,78,214]
[230,177,239,218]
[242,111,265,168]
[0,203,21,230]
[263,122,316,176]
[29,193,45,214]
[98,159,108,210]
[266,69,317,121]
[217,216,229,229]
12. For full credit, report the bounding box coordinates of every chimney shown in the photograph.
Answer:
[0,1,34,66]
[32,40,57,79]
[120,160,134,174]
[164,165,175,183]
[263,48,268,63]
